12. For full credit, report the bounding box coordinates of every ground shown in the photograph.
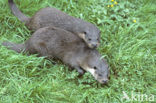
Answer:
[0,0,156,103]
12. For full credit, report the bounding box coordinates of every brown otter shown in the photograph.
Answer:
[2,26,109,84]
[8,0,100,49]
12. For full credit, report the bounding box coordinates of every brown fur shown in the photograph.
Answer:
[2,27,109,84]
[8,0,100,49]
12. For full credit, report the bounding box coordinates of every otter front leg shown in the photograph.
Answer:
[74,66,85,75]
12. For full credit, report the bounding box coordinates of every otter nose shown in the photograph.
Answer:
[101,79,108,84]
[91,44,97,48]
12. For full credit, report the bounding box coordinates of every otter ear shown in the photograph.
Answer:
[99,31,101,34]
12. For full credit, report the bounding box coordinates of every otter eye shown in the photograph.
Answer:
[84,32,87,35]
[98,74,102,77]
[93,66,97,70]
[88,38,91,41]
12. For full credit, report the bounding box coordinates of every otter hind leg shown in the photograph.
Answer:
[33,41,50,57]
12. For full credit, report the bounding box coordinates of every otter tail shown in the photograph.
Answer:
[2,41,25,53]
[8,0,30,22]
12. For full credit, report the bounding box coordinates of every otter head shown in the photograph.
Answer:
[76,22,100,49]
[81,50,109,84]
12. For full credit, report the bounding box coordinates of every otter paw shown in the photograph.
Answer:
[77,69,85,75]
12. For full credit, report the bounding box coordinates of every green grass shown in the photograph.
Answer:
[0,0,156,103]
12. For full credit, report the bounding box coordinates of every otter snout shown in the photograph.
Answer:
[84,67,109,84]
[98,78,109,85]
[88,42,100,49]
[95,72,109,85]
[90,43,98,48]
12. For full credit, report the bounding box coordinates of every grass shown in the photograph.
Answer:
[0,0,156,102]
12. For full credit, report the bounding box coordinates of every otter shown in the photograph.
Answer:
[2,26,109,84]
[8,0,100,49]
